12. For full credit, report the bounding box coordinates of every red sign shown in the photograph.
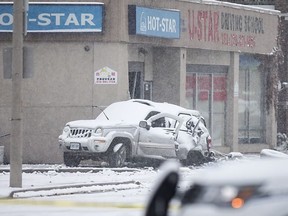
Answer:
[187,9,265,48]
[186,74,227,102]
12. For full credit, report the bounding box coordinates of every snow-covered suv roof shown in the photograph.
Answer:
[130,99,201,117]
[95,100,160,123]
[95,99,202,125]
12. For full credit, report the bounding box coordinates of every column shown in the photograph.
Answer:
[226,52,239,152]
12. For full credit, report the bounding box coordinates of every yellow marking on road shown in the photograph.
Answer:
[0,199,145,209]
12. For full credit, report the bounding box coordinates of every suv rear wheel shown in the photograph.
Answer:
[64,152,81,167]
[186,150,206,166]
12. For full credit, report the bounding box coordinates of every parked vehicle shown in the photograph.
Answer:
[260,148,288,158]
[145,158,288,216]
[58,99,212,167]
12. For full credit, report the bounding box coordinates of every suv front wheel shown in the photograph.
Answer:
[108,145,127,167]
[64,152,81,167]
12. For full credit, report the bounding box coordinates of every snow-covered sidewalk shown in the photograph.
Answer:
[0,164,157,199]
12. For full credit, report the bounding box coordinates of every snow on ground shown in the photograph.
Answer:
[0,161,202,216]
[0,155,262,216]
[0,164,155,198]
[0,154,261,198]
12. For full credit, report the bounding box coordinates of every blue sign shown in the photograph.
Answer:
[0,3,103,32]
[129,6,180,39]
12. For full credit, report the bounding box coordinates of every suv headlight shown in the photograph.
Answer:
[93,128,103,136]
[60,126,70,139]
[63,126,70,135]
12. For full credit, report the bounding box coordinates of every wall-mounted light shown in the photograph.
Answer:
[278,81,288,92]
[281,13,288,21]
[138,47,148,55]
[84,45,90,52]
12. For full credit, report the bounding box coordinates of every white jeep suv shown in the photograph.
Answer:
[58,99,212,167]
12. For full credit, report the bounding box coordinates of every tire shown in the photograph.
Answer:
[186,150,205,166]
[108,145,127,167]
[63,152,81,167]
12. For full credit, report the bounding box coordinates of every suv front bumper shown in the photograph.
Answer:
[59,136,109,153]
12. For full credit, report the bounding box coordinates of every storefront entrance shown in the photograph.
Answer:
[128,62,143,99]
[128,61,152,100]
[186,65,228,146]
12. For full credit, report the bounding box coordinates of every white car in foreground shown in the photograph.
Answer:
[145,158,288,216]
[58,99,212,167]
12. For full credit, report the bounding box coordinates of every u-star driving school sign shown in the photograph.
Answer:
[0,3,103,32]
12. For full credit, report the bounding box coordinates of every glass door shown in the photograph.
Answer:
[238,55,264,143]
[186,70,227,146]
[128,62,144,99]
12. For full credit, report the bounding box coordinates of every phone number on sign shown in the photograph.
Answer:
[221,33,256,48]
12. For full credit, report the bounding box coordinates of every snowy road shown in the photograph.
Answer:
[0,162,206,216]
[0,154,263,216]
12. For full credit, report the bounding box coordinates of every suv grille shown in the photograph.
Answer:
[69,128,92,138]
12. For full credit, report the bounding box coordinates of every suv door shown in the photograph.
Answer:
[137,113,183,158]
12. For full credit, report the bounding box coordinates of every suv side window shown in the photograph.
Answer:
[145,111,160,120]
[151,117,166,128]
[176,113,192,129]
[145,112,178,128]
[145,111,166,128]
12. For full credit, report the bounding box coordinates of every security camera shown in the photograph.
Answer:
[278,81,288,92]
[282,82,288,88]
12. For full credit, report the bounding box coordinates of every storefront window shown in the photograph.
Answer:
[238,55,265,144]
[186,65,228,146]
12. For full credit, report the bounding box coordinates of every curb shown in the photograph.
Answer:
[2,180,141,199]
[0,167,141,173]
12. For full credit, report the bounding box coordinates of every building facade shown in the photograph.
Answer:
[221,0,288,137]
[0,0,280,163]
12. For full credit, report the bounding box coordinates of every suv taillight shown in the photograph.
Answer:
[207,136,212,150]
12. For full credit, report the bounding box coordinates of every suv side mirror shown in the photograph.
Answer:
[139,121,150,130]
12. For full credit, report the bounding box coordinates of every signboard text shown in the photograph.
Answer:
[188,9,265,48]
[0,3,103,32]
[129,5,180,39]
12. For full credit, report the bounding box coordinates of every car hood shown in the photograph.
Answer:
[66,119,137,129]
[190,158,288,186]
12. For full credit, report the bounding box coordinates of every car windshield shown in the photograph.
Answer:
[96,101,155,123]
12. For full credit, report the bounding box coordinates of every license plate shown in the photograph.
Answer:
[70,143,80,150]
